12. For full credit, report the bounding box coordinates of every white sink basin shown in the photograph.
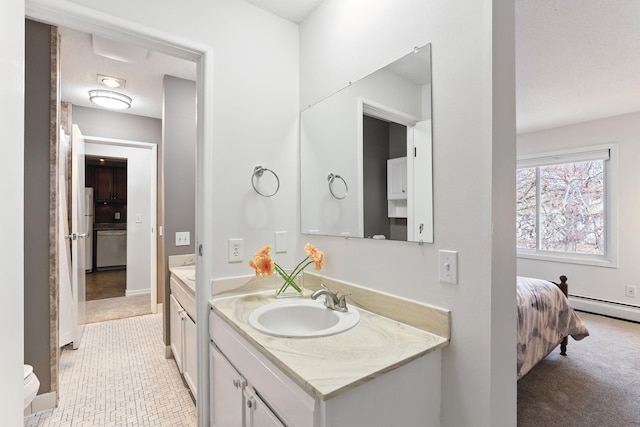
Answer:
[248,299,360,338]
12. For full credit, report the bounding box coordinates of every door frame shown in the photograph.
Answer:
[84,136,158,313]
[26,3,214,425]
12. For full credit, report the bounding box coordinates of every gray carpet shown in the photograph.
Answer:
[518,311,640,426]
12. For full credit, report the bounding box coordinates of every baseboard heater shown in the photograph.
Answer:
[569,294,640,323]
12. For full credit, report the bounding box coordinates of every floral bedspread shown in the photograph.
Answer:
[517,276,589,379]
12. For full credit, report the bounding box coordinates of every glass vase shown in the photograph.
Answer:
[275,269,304,299]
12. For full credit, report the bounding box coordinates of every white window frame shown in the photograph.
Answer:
[517,143,618,268]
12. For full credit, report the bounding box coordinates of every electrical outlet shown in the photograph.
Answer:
[228,238,243,263]
[625,285,637,298]
[175,231,190,246]
[439,250,458,284]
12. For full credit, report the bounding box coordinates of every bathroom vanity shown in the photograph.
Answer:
[168,256,197,400]
[209,274,450,426]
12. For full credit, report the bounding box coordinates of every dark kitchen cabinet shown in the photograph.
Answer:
[85,166,96,189]
[113,167,127,201]
[93,166,127,202]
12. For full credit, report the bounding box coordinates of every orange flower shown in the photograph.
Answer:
[304,242,324,270]
[250,243,323,295]
[257,255,274,276]
[249,254,274,276]
[255,245,272,258]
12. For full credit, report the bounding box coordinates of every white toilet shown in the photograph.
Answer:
[24,364,40,410]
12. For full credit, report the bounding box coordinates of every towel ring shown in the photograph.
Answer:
[252,165,280,197]
[328,173,348,200]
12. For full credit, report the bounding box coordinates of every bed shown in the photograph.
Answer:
[517,275,590,379]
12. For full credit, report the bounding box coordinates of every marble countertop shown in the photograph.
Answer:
[169,265,195,293]
[209,288,449,401]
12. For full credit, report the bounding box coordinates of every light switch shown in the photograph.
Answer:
[176,232,190,246]
[439,250,458,284]
[135,214,142,223]
[275,231,287,253]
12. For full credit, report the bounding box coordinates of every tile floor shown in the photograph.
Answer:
[24,313,196,426]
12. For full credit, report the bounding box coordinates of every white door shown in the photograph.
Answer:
[169,294,184,373]
[211,345,245,427]
[71,124,87,348]
[184,314,198,399]
[244,387,284,427]
[409,120,433,243]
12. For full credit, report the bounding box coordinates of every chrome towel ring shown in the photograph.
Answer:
[327,173,348,199]
[252,165,280,197]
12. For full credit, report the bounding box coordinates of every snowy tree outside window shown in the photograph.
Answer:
[517,161,605,255]
[515,144,618,268]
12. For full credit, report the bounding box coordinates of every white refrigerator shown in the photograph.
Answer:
[85,187,94,272]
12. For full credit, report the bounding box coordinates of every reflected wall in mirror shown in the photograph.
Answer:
[300,43,433,243]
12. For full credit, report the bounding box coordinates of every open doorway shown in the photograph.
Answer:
[27,2,207,420]
[82,138,158,324]
[83,155,146,322]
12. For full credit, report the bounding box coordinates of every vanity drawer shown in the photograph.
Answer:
[170,275,196,320]
[210,310,316,426]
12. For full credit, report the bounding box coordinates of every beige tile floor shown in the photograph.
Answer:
[24,313,196,426]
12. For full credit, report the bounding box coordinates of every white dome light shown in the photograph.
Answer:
[88,90,132,110]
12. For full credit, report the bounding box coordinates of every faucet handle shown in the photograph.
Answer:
[337,293,351,312]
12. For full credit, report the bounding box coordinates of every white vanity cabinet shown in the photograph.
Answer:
[170,272,197,400]
[244,386,284,427]
[209,308,442,427]
[169,294,184,372]
[210,344,283,427]
[210,344,245,426]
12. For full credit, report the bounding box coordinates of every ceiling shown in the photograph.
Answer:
[59,0,640,133]
[516,0,640,133]
[59,26,197,119]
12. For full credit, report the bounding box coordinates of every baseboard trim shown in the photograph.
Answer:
[569,295,640,323]
[165,345,173,359]
[125,288,151,297]
[24,391,56,416]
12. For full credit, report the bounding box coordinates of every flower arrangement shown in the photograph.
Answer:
[249,243,324,296]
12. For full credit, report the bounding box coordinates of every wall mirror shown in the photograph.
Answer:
[300,43,433,243]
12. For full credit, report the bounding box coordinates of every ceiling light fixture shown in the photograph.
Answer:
[97,74,125,89]
[88,90,132,110]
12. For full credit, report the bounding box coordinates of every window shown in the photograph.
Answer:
[516,145,617,267]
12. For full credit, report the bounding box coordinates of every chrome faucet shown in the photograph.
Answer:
[311,284,350,312]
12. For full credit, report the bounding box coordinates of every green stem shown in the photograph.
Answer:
[289,257,311,278]
[274,263,302,294]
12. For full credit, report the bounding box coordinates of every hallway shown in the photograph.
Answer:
[24,313,196,426]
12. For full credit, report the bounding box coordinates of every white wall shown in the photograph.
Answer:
[32,1,299,424]
[13,1,516,426]
[517,112,640,314]
[85,142,154,295]
[56,0,301,276]
[0,0,25,424]
[73,106,162,143]
[300,1,516,426]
